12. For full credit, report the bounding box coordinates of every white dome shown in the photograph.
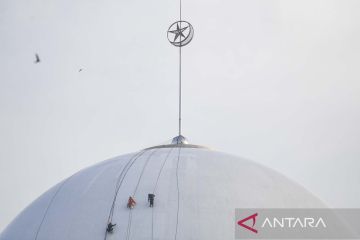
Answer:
[0,142,324,240]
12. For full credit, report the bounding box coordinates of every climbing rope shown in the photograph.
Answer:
[125,209,133,240]
[153,147,174,194]
[104,149,147,240]
[132,149,157,196]
[125,149,158,240]
[34,168,82,240]
[174,145,183,240]
[108,150,146,222]
[151,147,174,240]
[34,179,68,240]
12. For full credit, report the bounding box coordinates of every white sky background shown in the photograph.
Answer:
[1,0,360,231]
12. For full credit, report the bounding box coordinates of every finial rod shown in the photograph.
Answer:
[179,45,182,136]
[166,0,193,137]
[178,0,182,136]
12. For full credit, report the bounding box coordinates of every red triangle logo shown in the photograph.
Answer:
[237,213,258,233]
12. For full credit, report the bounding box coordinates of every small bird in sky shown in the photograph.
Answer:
[79,68,83,72]
[34,54,40,64]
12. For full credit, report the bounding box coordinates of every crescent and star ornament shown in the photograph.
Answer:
[167,21,194,47]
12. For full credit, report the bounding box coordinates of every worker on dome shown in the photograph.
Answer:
[106,222,116,233]
[127,196,136,209]
[148,193,155,207]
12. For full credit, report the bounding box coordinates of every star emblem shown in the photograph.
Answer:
[169,23,189,42]
[167,21,194,47]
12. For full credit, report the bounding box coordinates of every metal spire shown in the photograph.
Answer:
[179,0,182,137]
[167,0,194,138]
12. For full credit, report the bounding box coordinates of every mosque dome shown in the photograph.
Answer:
[0,138,324,240]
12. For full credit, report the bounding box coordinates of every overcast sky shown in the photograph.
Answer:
[1,0,360,232]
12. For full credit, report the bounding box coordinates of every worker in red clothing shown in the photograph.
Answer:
[127,196,136,209]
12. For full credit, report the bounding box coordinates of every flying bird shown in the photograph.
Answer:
[34,54,40,64]
[79,68,83,72]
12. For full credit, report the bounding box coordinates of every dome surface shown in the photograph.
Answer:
[0,143,324,240]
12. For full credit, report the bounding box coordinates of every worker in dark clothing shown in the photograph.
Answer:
[106,222,116,233]
[148,193,155,207]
